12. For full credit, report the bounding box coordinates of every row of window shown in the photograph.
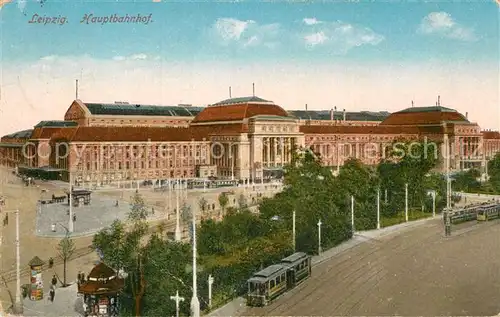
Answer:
[78,158,207,171]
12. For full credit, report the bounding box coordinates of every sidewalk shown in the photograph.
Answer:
[207,215,439,317]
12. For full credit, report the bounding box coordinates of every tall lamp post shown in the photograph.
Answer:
[292,210,296,252]
[432,191,436,217]
[351,195,355,233]
[317,219,322,255]
[1,209,22,314]
[68,170,74,233]
[208,274,214,308]
[175,179,181,241]
[405,183,408,222]
[190,204,200,317]
[377,188,381,230]
[170,290,184,317]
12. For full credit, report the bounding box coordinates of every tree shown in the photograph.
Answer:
[129,191,151,221]
[218,192,229,214]
[237,193,247,209]
[452,169,480,192]
[57,232,75,287]
[198,197,208,216]
[488,153,500,192]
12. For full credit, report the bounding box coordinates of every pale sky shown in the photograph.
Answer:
[0,1,498,136]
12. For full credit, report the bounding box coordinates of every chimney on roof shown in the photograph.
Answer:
[466,112,468,119]
[330,108,334,121]
[343,109,346,121]
[305,103,308,111]
[229,86,232,98]
[438,95,441,106]
[75,79,79,99]
[252,83,255,97]
[411,100,414,107]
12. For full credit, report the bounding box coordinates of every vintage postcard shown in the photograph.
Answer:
[0,0,499,316]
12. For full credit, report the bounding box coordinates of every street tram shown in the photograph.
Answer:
[477,202,500,221]
[281,252,312,288]
[246,252,312,307]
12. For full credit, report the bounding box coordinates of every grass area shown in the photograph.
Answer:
[381,209,434,228]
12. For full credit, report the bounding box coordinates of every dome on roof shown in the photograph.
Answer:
[192,96,290,124]
[380,106,469,126]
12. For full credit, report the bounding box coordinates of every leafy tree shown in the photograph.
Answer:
[452,169,480,192]
[198,197,208,216]
[129,191,151,221]
[218,192,229,214]
[378,140,441,215]
[237,193,247,209]
[57,232,75,287]
[260,149,351,254]
[142,235,192,317]
[488,153,500,192]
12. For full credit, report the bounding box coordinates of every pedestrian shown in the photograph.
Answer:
[77,272,82,285]
[81,272,86,283]
[51,274,57,287]
[49,287,55,302]
[73,214,76,222]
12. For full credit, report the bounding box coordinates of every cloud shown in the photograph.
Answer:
[112,53,158,61]
[418,12,477,42]
[303,17,320,25]
[211,18,282,48]
[301,19,384,53]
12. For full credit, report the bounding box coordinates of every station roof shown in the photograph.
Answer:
[482,131,500,139]
[193,96,290,123]
[380,106,469,126]
[1,129,33,139]
[34,121,78,128]
[289,110,390,121]
[84,102,204,117]
[299,124,445,135]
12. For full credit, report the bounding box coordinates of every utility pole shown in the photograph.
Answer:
[170,290,184,317]
[3,209,22,314]
[351,195,355,233]
[175,179,181,241]
[432,191,436,217]
[292,210,296,252]
[68,171,74,233]
[190,203,200,317]
[317,219,322,255]
[208,274,214,308]
[377,188,380,229]
[405,183,409,222]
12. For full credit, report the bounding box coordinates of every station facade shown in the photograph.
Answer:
[1,96,499,184]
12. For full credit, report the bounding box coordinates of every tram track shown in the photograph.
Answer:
[255,221,442,316]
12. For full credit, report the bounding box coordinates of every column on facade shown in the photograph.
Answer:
[267,137,271,167]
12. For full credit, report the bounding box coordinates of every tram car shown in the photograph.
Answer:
[477,202,500,221]
[246,252,311,307]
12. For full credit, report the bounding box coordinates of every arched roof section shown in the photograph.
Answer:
[380,106,469,126]
[192,96,290,123]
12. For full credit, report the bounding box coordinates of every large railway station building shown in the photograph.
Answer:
[1,96,499,184]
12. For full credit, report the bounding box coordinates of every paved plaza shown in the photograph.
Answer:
[22,283,83,317]
[35,191,162,238]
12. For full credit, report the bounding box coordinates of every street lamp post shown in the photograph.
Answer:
[190,204,200,317]
[2,209,22,314]
[317,219,322,255]
[292,210,296,252]
[208,274,214,308]
[170,290,185,317]
[351,195,355,233]
[68,171,74,233]
[377,188,380,230]
[405,183,409,222]
[175,179,181,241]
[432,191,436,217]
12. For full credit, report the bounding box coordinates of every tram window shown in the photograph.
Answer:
[276,276,281,284]
[270,280,275,288]
[281,273,285,281]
